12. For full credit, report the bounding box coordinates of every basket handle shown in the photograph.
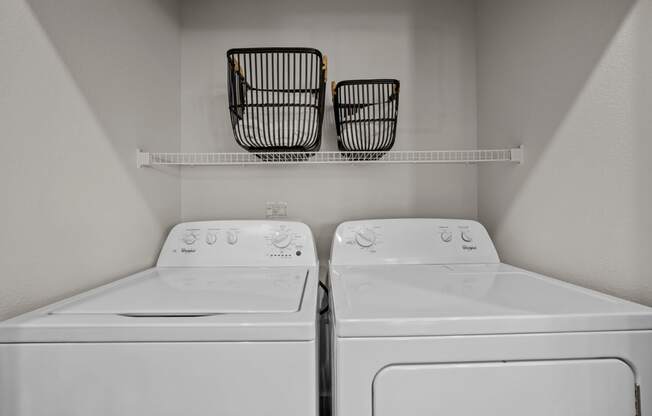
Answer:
[388,83,400,102]
[231,58,245,79]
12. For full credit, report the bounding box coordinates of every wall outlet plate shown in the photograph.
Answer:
[266,201,288,218]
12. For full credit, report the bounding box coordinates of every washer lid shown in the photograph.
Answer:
[331,263,652,337]
[52,267,308,316]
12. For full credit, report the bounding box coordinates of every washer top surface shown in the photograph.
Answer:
[0,221,319,343]
[52,267,308,316]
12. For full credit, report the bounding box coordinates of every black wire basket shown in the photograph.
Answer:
[227,48,327,158]
[332,79,400,159]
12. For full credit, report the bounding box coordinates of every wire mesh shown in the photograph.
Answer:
[333,79,400,159]
[227,48,327,156]
[139,149,519,167]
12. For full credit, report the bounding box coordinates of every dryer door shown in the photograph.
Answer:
[373,359,636,416]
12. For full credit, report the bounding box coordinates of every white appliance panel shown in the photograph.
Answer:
[331,219,499,266]
[373,359,635,416]
[0,341,316,416]
[333,331,652,416]
[336,265,648,317]
[158,220,316,267]
[52,267,308,316]
[331,263,652,336]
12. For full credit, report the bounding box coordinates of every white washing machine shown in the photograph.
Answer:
[329,219,652,416]
[0,220,319,416]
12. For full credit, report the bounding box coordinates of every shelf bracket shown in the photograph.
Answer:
[136,149,150,169]
[510,145,525,164]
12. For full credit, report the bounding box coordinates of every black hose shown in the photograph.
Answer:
[319,280,329,315]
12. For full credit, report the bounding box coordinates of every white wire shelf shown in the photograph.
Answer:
[137,146,523,168]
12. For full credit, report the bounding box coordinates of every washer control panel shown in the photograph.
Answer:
[331,219,499,266]
[265,223,309,259]
[158,221,317,267]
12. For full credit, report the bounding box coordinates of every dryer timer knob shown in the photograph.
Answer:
[461,231,473,243]
[355,228,376,248]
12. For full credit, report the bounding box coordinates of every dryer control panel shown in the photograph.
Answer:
[157,221,317,267]
[331,219,499,265]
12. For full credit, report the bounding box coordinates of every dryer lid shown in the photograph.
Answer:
[330,263,652,337]
[52,267,308,317]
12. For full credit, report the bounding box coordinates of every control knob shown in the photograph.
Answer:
[461,231,473,243]
[226,230,238,245]
[355,228,376,248]
[206,232,217,245]
[440,231,453,243]
[272,231,293,248]
[182,232,197,245]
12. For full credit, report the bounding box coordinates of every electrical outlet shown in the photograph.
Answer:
[266,201,288,218]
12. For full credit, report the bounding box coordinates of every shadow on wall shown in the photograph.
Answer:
[476,0,652,304]
[0,0,182,320]
[478,0,637,202]
[24,0,182,220]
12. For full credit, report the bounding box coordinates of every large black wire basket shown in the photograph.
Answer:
[332,79,400,158]
[227,48,327,156]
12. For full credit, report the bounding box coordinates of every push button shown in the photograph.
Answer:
[206,232,217,245]
[226,231,238,245]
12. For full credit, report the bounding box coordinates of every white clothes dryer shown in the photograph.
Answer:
[329,219,652,416]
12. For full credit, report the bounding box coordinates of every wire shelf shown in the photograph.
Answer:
[137,146,523,167]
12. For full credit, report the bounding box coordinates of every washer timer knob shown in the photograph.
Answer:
[461,231,473,243]
[355,228,377,248]
[272,231,293,248]
[440,231,453,243]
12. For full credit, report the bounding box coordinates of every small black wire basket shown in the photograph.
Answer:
[227,48,327,158]
[332,79,400,159]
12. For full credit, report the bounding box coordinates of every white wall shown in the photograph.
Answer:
[0,0,181,320]
[180,0,478,260]
[477,0,652,305]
